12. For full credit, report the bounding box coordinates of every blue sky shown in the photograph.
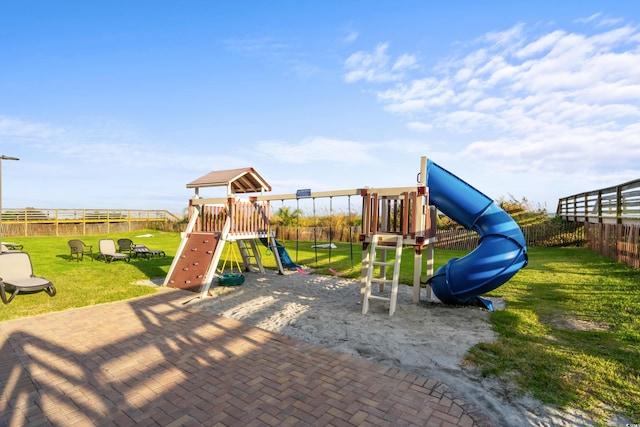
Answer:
[1,1,639,216]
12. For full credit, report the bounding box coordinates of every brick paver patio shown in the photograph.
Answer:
[0,288,496,426]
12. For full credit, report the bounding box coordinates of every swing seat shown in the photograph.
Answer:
[218,241,245,286]
[219,272,245,286]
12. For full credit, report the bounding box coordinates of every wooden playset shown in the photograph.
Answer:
[163,158,438,315]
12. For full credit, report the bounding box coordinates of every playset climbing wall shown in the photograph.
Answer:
[166,232,220,292]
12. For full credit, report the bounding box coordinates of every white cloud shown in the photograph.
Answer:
[376,77,455,113]
[343,29,359,43]
[344,43,417,83]
[515,30,566,58]
[224,34,318,79]
[481,22,526,50]
[223,36,293,57]
[344,20,640,194]
[253,136,430,169]
[407,121,433,132]
[575,13,602,25]
[0,115,248,210]
[392,54,418,71]
[0,116,64,142]
[575,12,624,28]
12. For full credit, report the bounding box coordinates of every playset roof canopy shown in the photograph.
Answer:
[186,167,271,194]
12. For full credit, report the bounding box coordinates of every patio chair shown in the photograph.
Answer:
[68,239,93,262]
[117,238,135,255]
[132,244,166,259]
[0,252,57,304]
[1,244,21,253]
[1,242,23,251]
[97,239,130,263]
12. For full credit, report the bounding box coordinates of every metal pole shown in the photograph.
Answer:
[0,155,20,245]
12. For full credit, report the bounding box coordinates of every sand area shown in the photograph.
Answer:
[183,270,621,426]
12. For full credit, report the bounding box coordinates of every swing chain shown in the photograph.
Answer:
[220,241,243,274]
[265,224,273,255]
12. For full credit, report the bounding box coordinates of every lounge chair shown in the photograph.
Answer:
[1,244,22,253]
[0,252,57,304]
[117,238,135,255]
[131,244,166,259]
[68,239,93,262]
[97,239,130,263]
[118,238,165,258]
[1,242,23,251]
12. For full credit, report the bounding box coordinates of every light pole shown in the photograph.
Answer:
[0,155,20,246]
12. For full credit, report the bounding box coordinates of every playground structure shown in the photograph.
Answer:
[164,156,528,314]
[163,167,280,297]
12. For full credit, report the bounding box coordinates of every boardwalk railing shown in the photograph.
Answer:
[557,176,640,268]
[1,208,180,237]
[556,177,640,224]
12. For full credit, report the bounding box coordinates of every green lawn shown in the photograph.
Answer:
[0,230,181,320]
[263,240,640,423]
[468,247,640,423]
[1,233,638,422]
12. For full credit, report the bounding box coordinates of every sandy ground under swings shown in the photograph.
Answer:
[173,270,624,426]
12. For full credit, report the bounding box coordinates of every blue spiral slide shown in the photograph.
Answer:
[426,160,528,311]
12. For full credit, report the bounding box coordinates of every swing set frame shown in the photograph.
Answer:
[252,177,438,303]
[166,158,438,304]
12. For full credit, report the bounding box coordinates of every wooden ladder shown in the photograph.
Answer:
[237,239,265,273]
[362,234,404,316]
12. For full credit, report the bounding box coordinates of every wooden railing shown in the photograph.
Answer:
[192,200,271,236]
[557,177,640,224]
[556,178,640,268]
[359,188,435,247]
[1,208,180,237]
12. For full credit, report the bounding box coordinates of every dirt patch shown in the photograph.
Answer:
[551,317,612,332]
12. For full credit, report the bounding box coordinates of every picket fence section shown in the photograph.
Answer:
[276,221,584,251]
[583,222,640,269]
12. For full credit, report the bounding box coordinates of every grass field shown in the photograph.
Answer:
[0,230,181,320]
[1,232,638,422]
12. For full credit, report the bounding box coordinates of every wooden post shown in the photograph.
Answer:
[598,190,603,223]
[402,192,409,236]
[616,185,623,224]
[413,156,427,303]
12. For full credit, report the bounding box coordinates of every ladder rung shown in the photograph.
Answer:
[368,295,390,302]
[372,261,394,267]
[370,278,392,284]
